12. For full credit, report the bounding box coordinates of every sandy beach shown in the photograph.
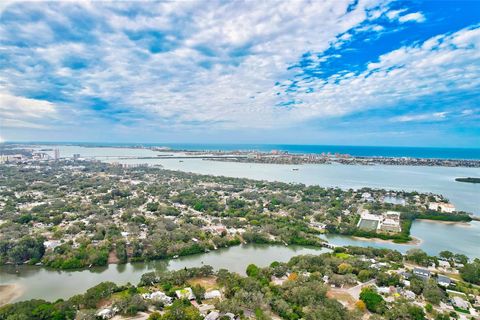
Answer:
[416,219,472,227]
[351,235,422,246]
[0,284,23,307]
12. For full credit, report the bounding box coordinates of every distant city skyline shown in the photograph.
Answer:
[1,0,479,147]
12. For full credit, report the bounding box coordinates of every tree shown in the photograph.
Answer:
[439,251,453,261]
[384,301,425,320]
[425,304,433,313]
[406,249,429,266]
[192,284,205,303]
[114,294,147,316]
[246,264,260,278]
[358,270,373,282]
[287,272,298,281]
[161,299,203,320]
[454,254,469,265]
[409,276,425,295]
[355,300,367,312]
[423,280,445,305]
[460,259,480,284]
[148,312,162,320]
[337,263,353,274]
[376,272,400,287]
[359,287,385,314]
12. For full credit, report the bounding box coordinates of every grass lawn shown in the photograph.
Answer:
[335,252,351,259]
[188,277,218,290]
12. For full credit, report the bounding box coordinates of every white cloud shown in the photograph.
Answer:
[392,112,448,123]
[0,92,58,129]
[398,12,426,23]
[0,0,478,136]
[386,9,407,20]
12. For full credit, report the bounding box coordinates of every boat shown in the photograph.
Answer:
[292,168,299,171]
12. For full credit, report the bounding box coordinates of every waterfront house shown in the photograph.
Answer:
[438,260,451,269]
[43,240,61,251]
[142,291,173,305]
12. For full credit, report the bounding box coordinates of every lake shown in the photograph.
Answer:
[0,244,328,303]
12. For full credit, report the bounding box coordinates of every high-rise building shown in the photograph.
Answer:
[54,148,60,160]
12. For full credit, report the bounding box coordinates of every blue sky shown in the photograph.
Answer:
[0,0,479,147]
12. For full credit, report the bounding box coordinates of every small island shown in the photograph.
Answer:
[455,177,480,184]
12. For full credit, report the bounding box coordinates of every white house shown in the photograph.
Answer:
[43,240,61,251]
[204,290,222,300]
[205,311,220,320]
[96,308,114,319]
[142,291,173,305]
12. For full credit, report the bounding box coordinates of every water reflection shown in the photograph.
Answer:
[0,244,328,303]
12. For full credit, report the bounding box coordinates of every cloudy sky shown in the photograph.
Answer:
[0,0,479,146]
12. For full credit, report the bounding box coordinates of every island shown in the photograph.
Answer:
[455,177,480,184]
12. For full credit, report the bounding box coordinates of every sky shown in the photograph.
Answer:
[0,0,479,147]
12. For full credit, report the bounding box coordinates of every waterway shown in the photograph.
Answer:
[36,145,480,214]
[320,219,480,257]
[0,244,328,303]
[4,145,478,303]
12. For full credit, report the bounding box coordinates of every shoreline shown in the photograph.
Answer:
[0,284,24,307]
[350,235,422,246]
[415,219,472,227]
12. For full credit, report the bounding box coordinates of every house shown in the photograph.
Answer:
[205,311,220,320]
[452,296,469,310]
[361,192,374,202]
[197,304,216,315]
[437,275,452,287]
[96,308,114,319]
[377,287,391,295]
[271,275,288,286]
[382,196,406,206]
[43,240,61,251]
[402,290,416,300]
[413,268,431,280]
[175,287,195,300]
[204,290,222,300]
[224,313,237,320]
[143,291,173,305]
